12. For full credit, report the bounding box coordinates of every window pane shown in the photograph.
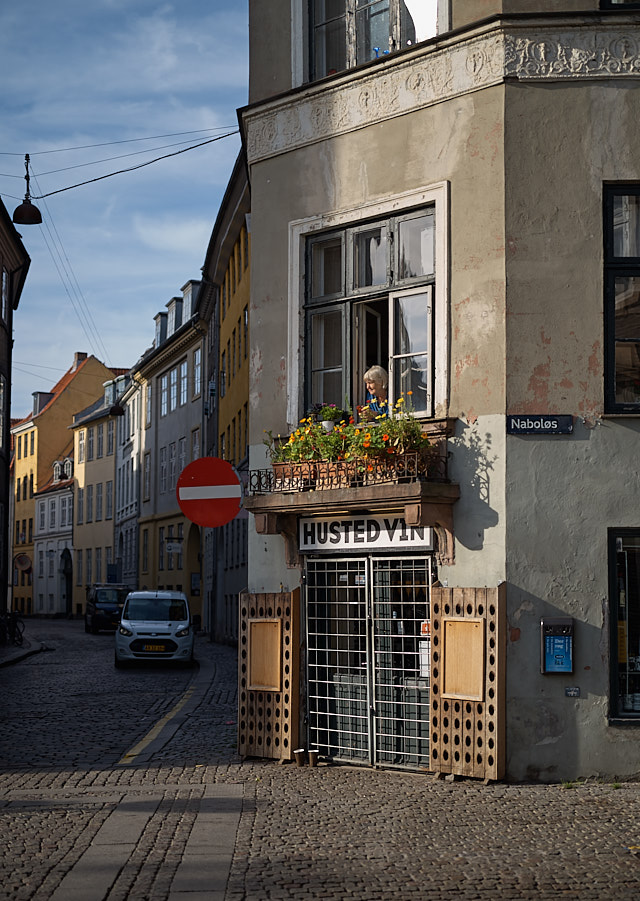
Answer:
[356,0,390,64]
[311,309,343,405]
[398,214,435,279]
[615,342,640,404]
[614,278,640,402]
[314,19,347,78]
[312,238,343,298]
[402,1,438,45]
[354,228,388,288]
[393,292,429,355]
[393,354,429,414]
[313,0,346,25]
[613,195,640,257]
[614,535,640,716]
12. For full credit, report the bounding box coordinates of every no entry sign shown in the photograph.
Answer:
[176,457,241,528]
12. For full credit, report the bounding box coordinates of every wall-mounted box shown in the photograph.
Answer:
[540,617,574,674]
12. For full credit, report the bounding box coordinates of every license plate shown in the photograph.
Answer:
[143,643,165,652]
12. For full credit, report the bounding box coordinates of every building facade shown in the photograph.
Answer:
[11,353,116,614]
[0,198,30,610]
[135,281,206,622]
[201,153,251,644]
[114,374,141,591]
[71,382,124,615]
[240,0,640,781]
[33,456,74,617]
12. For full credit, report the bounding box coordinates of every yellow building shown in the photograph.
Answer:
[11,353,119,613]
[200,153,250,642]
[70,381,124,615]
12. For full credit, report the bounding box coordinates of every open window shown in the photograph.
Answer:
[310,0,442,81]
[305,208,435,415]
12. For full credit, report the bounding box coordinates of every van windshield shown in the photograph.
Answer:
[124,597,188,622]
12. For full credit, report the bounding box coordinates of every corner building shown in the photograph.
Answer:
[240,1,640,781]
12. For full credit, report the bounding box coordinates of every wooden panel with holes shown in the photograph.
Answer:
[430,585,506,780]
[238,590,300,761]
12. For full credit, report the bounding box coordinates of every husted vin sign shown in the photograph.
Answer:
[507,414,573,435]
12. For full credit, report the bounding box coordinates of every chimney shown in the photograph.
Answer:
[73,351,88,371]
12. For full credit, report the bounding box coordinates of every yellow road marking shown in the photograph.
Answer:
[118,686,195,764]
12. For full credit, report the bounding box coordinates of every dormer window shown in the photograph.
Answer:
[53,461,62,482]
[63,459,73,479]
[310,0,440,81]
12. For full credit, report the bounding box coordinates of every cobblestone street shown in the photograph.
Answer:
[1,619,640,899]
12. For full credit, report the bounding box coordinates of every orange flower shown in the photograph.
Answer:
[382,433,389,441]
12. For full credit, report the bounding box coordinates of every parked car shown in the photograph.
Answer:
[84,584,131,634]
[114,590,195,667]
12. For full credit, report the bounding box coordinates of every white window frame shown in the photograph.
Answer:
[287,182,449,428]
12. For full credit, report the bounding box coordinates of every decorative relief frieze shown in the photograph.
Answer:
[244,25,640,164]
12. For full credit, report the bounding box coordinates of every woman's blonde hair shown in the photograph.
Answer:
[363,365,388,388]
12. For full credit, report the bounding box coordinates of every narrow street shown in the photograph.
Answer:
[1,619,640,900]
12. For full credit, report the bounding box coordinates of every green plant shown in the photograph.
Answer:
[313,403,349,423]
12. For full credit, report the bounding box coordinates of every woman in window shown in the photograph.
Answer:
[362,365,388,420]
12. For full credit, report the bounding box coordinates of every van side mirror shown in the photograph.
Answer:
[192,614,202,632]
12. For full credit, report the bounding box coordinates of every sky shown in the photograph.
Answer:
[0,0,248,417]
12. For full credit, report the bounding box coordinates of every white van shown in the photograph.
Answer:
[114,590,195,667]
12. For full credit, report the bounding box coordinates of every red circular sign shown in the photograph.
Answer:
[176,457,242,528]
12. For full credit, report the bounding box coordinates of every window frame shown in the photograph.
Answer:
[604,184,640,413]
[608,528,640,721]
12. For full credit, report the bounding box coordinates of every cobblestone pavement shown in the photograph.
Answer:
[1,619,640,900]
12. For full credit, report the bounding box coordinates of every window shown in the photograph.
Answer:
[306,208,436,414]
[159,527,165,571]
[96,547,102,583]
[28,518,33,543]
[53,462,62,482]
[177,522,183,569]
[78,430,85,463]
[22,476,27,501]
[167,525,174,571]
[39,501,45,531]
[77,488,84,524]
[193,347,202,396]
[220,350,226,398]
[160,374,168,416]
[142,529,149,572]
[86,548,92,586]
[192,427,200,461]
[610,530,640,718]
[29,473,33,498]
[145,383,152,426]
[244,306,248,358]
[232,328,237,375]
[160,447,167,493]
[87,427,94,461]
[170,366,178,411]
[49,500,56,529]
[96,483,103,521]
[76,550,83,586]
[310,0,438,81]
[169,442,176,489]
[61,496,68,528]
[107,420,114,455]
[143,453,151,501]
[30,431,34,455]
[86,485,93,522]
[179,437,186,474]
[97,423,104,458]
[180,360,188,405]
[1,267,7,321]
[602,1,640,7]
[38,550,44,578]
[604,185,640,412]
[17,435,21,459]
[48,552,54,578]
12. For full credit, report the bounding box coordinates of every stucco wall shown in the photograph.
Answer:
[247,84,508,592]
[504,79,640,781]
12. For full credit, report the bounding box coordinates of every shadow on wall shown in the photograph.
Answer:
[450,421,498,551]
[505,587,604,783]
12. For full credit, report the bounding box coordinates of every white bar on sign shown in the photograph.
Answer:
[179,485,241,500]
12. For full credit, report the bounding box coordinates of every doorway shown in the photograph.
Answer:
[305,555,432,769]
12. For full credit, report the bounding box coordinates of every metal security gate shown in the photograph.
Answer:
[305,556,432,770]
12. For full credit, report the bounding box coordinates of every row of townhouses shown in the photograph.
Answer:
[7,159,251,647]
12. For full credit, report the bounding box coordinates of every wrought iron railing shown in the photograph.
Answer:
[248,450,448,495]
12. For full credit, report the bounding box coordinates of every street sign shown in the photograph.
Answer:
[176,457,241,528]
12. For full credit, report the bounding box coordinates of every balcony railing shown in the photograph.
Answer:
[248,450,448,495]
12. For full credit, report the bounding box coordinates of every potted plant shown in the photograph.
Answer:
[309,403,350,432]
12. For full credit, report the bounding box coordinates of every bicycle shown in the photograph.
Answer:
[0,611,25,647]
